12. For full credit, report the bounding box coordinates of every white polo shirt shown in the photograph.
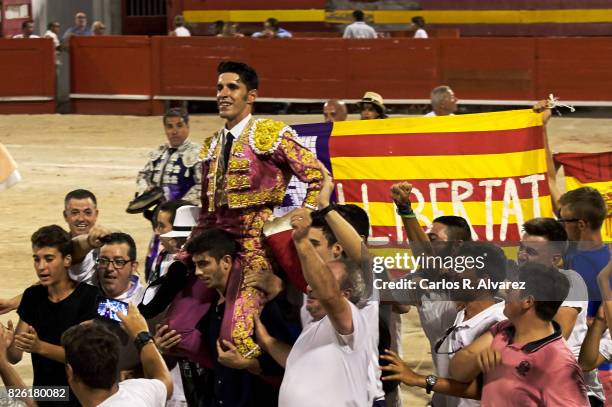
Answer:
[280,301,372,407]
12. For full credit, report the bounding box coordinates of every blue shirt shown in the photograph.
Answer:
[62,26,93,41]
[565,244,611,371]
[566,244,611,307]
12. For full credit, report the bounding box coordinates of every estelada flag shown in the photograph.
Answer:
[554,152,612,241]
[293,109,553,242]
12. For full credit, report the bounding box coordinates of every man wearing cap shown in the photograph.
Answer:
[358,91,388,120]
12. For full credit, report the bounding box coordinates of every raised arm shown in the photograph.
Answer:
[316,162,366,263]
[390,182,432,257]
[71,225,112,264]
[578,305,609,371]
[533,100,561,214]
[290,209,353,335]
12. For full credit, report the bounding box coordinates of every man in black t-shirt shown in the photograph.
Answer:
[7,225,98,406]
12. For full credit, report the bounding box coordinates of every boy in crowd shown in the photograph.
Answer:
[7,225,99,406]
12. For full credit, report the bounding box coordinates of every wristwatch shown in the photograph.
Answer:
[425,375,438,394]
[134,331,154,353]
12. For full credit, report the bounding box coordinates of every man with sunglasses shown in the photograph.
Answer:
[559,187,610,307]
[559,187,611,403]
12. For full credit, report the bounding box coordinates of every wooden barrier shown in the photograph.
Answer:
[64,36,612,115]
[536,38,612,101]
[70,36,153,115]
[0,38,55,114]
[439,38,537,101]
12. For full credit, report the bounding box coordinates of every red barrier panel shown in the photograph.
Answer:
[0,38,55,114]
[64,36,612,115]
[248,38,348,99]
[536,38,612,101]
[153,37,439,101]
[438,38,537,101]
[70,36,153,115]
[152,37,243,100]
[346,39,439,99]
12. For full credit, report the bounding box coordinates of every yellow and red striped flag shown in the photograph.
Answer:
[555,152,612,241]
[328,109,552,242]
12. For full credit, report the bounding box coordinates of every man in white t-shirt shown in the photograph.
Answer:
[410,16,428,38]
[12,21,40,38]
[171,15,191,37]
[424,86,458,117]
[519,217,606,404]
[256,207,372,407]
[62,303,172,406]
[44,21,62,64]
[343,10,377,39]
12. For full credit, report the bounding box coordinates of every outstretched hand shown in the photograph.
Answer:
[380,349,422,386]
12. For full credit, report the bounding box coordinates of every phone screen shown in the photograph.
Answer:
[96,297,128,322]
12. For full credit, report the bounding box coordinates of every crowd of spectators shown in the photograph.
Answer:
[0,60,610,407]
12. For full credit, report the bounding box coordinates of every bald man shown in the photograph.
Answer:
[323,99,348,122]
